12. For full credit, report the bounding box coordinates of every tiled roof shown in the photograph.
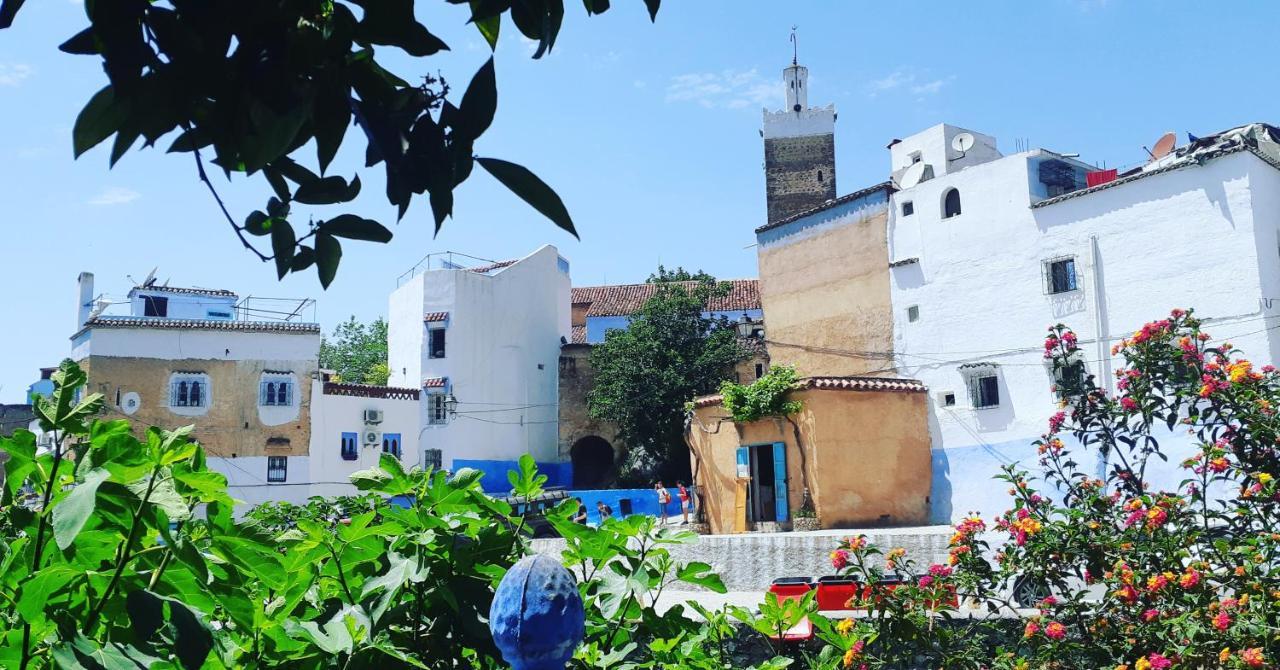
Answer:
[692,375,926,408]
[77,316,319,337]
[571,279,760,318]
[755,182,894,234]
[322,382,420,400]
[422,377,448,389]
[129,285,238,298]
[570,325,587,344]
[468,259,516,274]
[424,312,449,322]
[1032,123,1280,209]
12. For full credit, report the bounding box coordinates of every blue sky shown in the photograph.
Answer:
[1,0,1276,401]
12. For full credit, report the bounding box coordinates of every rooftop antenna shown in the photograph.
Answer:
[790,25,798,65]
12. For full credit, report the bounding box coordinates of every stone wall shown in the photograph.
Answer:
[557,344,623,486]
[764,133,837,225]
[82,355,314,458]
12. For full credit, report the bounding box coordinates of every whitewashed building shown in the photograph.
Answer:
[307,378,422,498]
[886,122,1280,521]
[387,245,573,491]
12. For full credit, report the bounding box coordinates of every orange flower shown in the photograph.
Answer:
[1241,647,1265,668]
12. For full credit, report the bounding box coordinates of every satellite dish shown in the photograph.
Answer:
[899,162,928,189]
[951,132,976,153]
[141,267,157,287]
[1149,132,1176,162]
[121,392,141,416]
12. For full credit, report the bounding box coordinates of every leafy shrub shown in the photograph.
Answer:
[720,365,803,424]
[807,309,1280,668]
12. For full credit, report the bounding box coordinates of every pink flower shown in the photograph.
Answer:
[1048,411,1066,433]
[1044,621,1066,640]
[928,564,953,578]
[830,549,849,570]
[1023,620,1040,638]
[1213,611,1231,631]
[1147,652,1173,670]
[1040,596,1058,608]
[1142,608,1160,622]
[918,575,934,588]
[1121,397,1139,412]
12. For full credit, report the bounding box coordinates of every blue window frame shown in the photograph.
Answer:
[260,380,293,406]
[382,433,402,459]
[341,432,358,461]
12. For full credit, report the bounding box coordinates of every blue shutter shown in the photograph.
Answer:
[1068,259,1078,291]
[772,442,789,522]
[283,382,291,406]
[259,381,268,406]
[735,446,750,478]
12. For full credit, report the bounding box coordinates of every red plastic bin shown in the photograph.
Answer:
[815,576,859,611]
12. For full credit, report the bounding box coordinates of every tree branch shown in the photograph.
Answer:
[186,134,271,263]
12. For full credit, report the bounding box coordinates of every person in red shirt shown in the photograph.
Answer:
[677,481,691,525]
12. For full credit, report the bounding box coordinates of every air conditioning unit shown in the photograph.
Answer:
[363,409,384,424]
[363,430,380,446]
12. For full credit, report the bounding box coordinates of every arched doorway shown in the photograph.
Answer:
[571,436,614,489]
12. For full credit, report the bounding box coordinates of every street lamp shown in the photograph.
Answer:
[443,393,458,417]
[735,314,755,339]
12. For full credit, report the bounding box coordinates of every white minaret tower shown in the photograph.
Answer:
[761,28,836,225]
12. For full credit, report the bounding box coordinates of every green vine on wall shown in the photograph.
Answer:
[718,365,803,424]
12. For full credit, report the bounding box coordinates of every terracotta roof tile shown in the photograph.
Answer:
[78,316,319,337]
[570,279,760,318]
[323,382,419,400]
[692,375,925,408]
[468,259,516,274]
[570,325,587,344]
[422,376,448,389]
[128,285,238,298]
[424,312,449,322]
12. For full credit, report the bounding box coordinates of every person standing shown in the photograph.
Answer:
[596,500,613,521]
[654,481,672,524]
[571,498,588,525]
[676,481,691,525]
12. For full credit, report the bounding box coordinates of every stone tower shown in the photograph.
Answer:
[762,58,836,225]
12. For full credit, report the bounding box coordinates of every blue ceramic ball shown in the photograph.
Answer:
[489,554,585,670]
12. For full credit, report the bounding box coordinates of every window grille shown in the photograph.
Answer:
[1044,257,1079,294]
[423,449,443,471]
[267,456,287,482]
[428,394,449,425]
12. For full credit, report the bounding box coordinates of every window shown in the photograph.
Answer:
[428,328,446,359]
[1045,257,1078,294]
[382,433,402,459]
[142,295,168,317]
[423,448,443,471]
[969,374,1000,409]
[755,363,765,380]
[428,394,449,425]
[341,432,358,461]
[817,170,824,184]
[267,456,287,482]
[909,151,922,164]
[259,379,293,406]
[943,392,956,407]
[207,310,231,319]
[907,305,920,322]
[943,188,962,218]
[169,373,208,408]
[901,201,914,216]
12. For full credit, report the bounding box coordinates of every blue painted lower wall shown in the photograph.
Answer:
[564,488,688,525]
[930,430,1204,524]
[453,459,574,493]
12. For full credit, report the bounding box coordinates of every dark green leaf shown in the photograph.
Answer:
[17,565,82,623]
[315,233,342,288]
[350,0,449,56]
[476,157,577,237]
[294,175,360,205]
[0,0,24,29]
[244,212,271,236]
[313,85,351,174]
[275,158,320,185]
[125,589,165,642]
[271,221,296,279]
[291,245,316,272]
[644,0,660,21]
[166,128,210,154]
[583,0,610,13]
[263,166,291,202]
[457,58,497,141]
[52,468,111,550]
[321,214,393,243]
[59,27,98,54]
[73,85,129,158]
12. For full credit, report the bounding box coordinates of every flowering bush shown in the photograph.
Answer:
[810,309,1280,668]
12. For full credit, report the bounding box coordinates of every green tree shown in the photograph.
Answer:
[0,1,661,287]
[587,277,746,483]
[646,265,716,284]
[320,316,390,385]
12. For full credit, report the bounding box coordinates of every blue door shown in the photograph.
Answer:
[772,442,789,522]
[736,446,751,478]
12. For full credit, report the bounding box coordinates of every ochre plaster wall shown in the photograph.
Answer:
[757,209,894,377]
[83,356,314,458]
[689,387,930,534]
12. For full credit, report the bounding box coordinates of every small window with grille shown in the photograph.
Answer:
[267,456,287,483]
[1044,256,1079,294]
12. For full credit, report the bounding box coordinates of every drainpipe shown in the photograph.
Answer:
[1090,235,1112,480]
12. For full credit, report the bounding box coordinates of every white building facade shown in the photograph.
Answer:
[886,123,1280,522]
[387,245,573,491]
[307,379,422,499]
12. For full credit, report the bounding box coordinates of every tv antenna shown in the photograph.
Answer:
[790,25,798,65]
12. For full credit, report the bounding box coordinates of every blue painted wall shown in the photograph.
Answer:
[930,430,1205,524]
[565,488,686,525]
[453,458,574,493]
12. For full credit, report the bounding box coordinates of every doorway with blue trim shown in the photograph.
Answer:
[737,442,789,525]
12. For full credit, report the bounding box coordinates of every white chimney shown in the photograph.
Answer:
[77,272,94,328]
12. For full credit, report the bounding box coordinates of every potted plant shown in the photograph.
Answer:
[792,488,820,531]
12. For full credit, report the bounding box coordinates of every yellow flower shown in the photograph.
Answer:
[1259,472,1273,485]
[1135,658,1152,670]
[1221,648,1232,663]
[836,618,854,635]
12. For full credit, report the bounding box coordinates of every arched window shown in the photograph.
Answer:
[176,381,188,406]
[265,382,277,405]
[817,170,824,184]
[189,381,202,407]
[943,188,962,218]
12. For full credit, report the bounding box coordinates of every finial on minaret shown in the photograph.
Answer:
[790,25,798,66]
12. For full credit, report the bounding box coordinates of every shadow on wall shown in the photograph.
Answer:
[973,375,1016,433]
[891,262,926,291]
[926,400,952,524]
